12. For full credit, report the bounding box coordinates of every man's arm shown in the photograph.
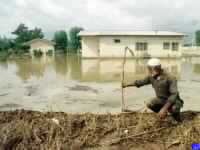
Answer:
[122,76,151,88]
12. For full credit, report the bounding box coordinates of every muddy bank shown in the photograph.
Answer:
[0,110,199,150]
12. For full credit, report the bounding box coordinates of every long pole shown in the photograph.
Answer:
[121,47,134,112]
[121,48,126,112]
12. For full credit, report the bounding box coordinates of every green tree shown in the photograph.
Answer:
[53,30,68,51]
[0,36,13,52]
[195,30,200,46]
[12,23,29,44]
[30,28,44,39]
[12,23,44,51]
[68,27,84,53]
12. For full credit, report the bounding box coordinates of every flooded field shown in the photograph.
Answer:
[0,55,200,113]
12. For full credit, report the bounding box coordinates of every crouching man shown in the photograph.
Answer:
[122,58,184,122]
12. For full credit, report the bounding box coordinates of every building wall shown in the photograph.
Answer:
[99,36,136,57]
[99,36,183,58]
[81,37,99,57]
[81,35,184,58]
[30,41,55,54]
[146,36,182,57]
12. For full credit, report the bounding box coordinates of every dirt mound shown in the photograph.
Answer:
[0,110,199,150]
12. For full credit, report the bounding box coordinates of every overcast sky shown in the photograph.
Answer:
[0,0,200,38]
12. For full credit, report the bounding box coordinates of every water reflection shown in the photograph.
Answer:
[82,58,182,82]
[0,60,8,70]
[194,64,200,74]
[6,55,185,82]
[12,56,55,80]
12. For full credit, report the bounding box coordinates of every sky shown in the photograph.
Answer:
[0,0,200,38]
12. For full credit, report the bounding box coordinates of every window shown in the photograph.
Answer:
[163,42,170,50]
[172,42,179,51]
[114,39,121,43]
[135,42,148,51]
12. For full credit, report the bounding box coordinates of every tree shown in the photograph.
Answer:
[12,23,44,51]
[30,28,44,39]
[68,27,84,52]
[0,36,13,52]
[12,23,29,45]
[195,30,200,46]
[53,30,68,51]
[12,23,28,35]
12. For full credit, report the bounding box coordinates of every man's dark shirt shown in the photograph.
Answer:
[133,70,180,103]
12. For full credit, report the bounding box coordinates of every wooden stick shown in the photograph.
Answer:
[121,47,134,112]
[109,126,167,145]
[121,47,126,112]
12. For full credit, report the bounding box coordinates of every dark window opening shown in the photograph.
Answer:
[172,42,179,51]
[135,42,148,51]
[163,42,170,50]
[114,39,121,43]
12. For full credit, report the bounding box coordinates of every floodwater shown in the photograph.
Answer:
[0,54,200,113]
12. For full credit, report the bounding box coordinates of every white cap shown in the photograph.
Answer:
[147,58,161,67]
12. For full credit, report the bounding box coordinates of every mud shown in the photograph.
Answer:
[68,85,99,94]
[0,110,199,150]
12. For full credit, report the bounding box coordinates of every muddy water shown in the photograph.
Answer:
[0,55,200,112]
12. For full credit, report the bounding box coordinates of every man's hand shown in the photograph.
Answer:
[158,101,172,119]
[121,82,128,88]
[158,108,167,119]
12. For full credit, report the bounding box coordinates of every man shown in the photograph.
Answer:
[122,58,184,122]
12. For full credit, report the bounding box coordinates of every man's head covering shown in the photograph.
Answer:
[147,58,161,67]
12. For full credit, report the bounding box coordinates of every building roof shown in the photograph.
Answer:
[24,38,56,46]
[79,31,185,36]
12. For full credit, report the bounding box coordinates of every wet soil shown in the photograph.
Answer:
[0,110,199,150]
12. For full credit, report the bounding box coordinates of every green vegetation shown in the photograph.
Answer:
[0,36,13,52]
[54,30,68,52]
[68,27,84,53]
[0,23,44,58]
[0,23,84,59]
[195,30,200,46]
[53,27,84,53]
[0,37,13,60]
[12,23,44,52]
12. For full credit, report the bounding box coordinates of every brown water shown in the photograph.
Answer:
[0,55,200,112]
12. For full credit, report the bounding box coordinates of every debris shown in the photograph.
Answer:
[124,129,129,134]
[51,118,59,125]
[167,140,181,148]
[0,110,199,149]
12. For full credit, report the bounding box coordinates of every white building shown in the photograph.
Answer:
[79,31,185,58]
[25,38,55,55]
